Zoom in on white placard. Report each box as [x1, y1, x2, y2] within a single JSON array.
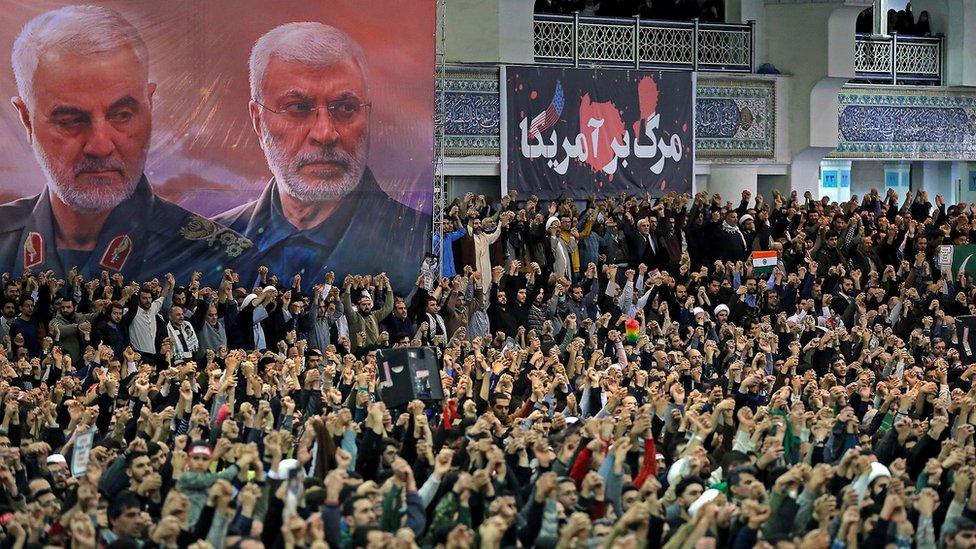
[[71, 428, 97, 478]]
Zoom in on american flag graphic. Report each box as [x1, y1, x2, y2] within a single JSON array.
[[528, 80, 565, 138]]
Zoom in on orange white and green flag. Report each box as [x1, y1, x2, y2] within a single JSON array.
[[751, 250, 778, 275]]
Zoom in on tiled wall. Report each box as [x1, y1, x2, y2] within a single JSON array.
[[832, 87, 976, 160], [437, 66, 500, 157], [695, 78, 776, 159]]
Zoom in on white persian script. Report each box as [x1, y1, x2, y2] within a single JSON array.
[[519, 113, 682, 176]]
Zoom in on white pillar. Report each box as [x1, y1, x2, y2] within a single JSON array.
[[498, 0, 535, 64], [956, 162, 976, 204], [851, 161, 885, 198], [790, 150, 823, 199], [706, 165, 759, 202], [764, 2, 864, 199], [917, 161, 956, 204], [445, 0, 534, 64]]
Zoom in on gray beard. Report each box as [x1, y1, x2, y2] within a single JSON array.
[[35, 147, 139, 212], [260, 124, 368, 203]]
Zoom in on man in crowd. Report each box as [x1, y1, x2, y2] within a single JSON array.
[[188, 282, 236, 355], [166, 306, 199, 365], [307, 281, 346, 353], [342, 272, 394, 353], [49, 296, 95, 365], [383, 297, 417, 345], [124, 274, 172, 357]]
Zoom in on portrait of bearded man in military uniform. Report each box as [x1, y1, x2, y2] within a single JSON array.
[[0, 5, 250, 285]]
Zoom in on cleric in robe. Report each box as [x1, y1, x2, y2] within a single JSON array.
[[214, 22, 429, 290], [0, 5, 251, 284]]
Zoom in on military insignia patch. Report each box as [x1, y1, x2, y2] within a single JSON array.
[[99, 234, 133, 271], [23, 232, 44, 270], [180, 215, 252, 258]]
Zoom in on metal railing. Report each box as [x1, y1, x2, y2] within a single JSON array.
[[852, 33, 943, 85], [534, 13, 754, 72]]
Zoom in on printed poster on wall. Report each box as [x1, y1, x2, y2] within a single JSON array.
[[0, 0, 434, 289], [502, 66, 694, 200]]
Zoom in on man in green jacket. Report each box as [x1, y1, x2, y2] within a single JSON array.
[[176, 442, 255, 528], [342, 273, 394, 353]]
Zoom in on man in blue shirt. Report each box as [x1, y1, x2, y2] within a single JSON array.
[[433, 218, 468, 278], [9, 296, 43, 357]]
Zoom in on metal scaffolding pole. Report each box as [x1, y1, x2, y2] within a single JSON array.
[[433, 0, 447, 277]]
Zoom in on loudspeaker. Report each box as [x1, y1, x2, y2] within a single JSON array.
[[376, 347, 444, 408]]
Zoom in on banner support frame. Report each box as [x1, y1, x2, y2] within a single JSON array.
[[433, 0, 446, 277], [499, 66, 509, 197], [633, 15, 641, 69]]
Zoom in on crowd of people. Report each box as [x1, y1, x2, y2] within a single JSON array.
[[535, 0, 725, 23], [1, 186, 976, 548]]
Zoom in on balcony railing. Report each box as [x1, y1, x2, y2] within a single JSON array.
[[534, 14, 754, 72], [852, 33, 943, 85]]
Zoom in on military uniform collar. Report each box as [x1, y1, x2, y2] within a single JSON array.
[[16, 176, 163, 277], [248, 169, 377, 252], [17, 177, 144, 272]]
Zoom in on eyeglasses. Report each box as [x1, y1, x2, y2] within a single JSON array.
[[253, 97, 371, 125]]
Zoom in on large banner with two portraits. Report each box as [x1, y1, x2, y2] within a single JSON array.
[[0, 1, 434, 289]]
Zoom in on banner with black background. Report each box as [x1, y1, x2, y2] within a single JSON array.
[[502, 66, 694, 200]]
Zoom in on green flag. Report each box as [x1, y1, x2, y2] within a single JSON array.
[[939, 245, 976, 278]]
